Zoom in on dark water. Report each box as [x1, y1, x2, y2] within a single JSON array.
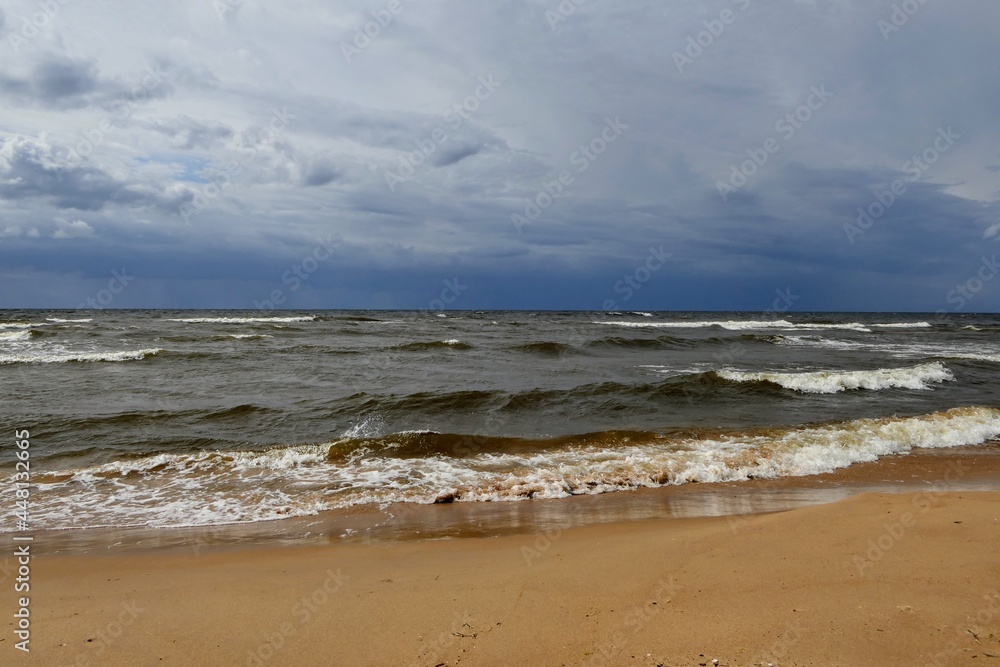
[[3, 310, 1000, 532]]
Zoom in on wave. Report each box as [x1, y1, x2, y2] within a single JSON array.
[[168, 316, 316, 324], [714, 362, 953, 394], [355, 389, 500, 414], [772, 336, 1000, 363], [740, 333, 798, 345], [326, 428, 687, 462], [159, 333, 276, 343], [345, 373, 773, 417], [196, 404, 279, 421], [595, 320, 873, 332], [339, 315, 383, 322], [871, 322, 932, 329], [640, 364, 718, 379], [394, 340, 471, 351], [46, 318, 94, 323], [499, 381, 689, 412], [945, 353, 1000, 364], [764, 334, 850, 349], [341, 373, 789, 421], [0, 330, 33, 343], [0, 348, 162, 365], [156, 334, 203, 343], [512, 341, 575, 356], [587, 335, 697, 350], [20, 407, 1000, 531], [0, 322, 46, 330]]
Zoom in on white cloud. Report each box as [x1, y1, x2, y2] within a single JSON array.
[[52, 217, 95, 239]]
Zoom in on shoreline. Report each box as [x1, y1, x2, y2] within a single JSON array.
[[5, 488, 999, 665], [26, 442, 1000, 556]]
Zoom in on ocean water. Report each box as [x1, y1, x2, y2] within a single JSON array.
[[3, 310, 1000, 533]]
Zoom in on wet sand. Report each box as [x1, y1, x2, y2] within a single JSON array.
[[4, 449, 1000, 665]]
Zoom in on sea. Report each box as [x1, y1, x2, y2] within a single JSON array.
[[3, 310, 1000, 539]]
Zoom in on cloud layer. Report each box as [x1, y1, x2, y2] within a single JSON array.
[[1, 0, 998, 311]]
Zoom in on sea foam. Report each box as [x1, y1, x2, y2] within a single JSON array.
[[168, 316, 316, 324], [0, 330, 32, 343], [18, 406, 1000, 531], [715, 362, 953, 393], [0, 348, 162, 365], [595, 320, 873, 332]]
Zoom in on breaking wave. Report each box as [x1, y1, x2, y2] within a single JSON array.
[[168, 316, 316, 324], [0, 348, 162, 365], [715, 362, 953, 394], [595, 320, 874, 332], [20, 407, 1000, 530]]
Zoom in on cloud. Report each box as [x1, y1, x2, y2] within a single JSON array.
[[302, 160, 341, 187], [143, 116, 235, 150], [52, 217, 95, 239], [0, 134, 192, 212], [0, 56, 99, 108], [433, 143, 482, 167], [0, 54, 170, 110]]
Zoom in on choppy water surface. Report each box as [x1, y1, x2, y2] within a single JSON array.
[[2, 310, 999, 532]]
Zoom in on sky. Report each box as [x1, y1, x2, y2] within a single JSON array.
[[0, 0, 998, 312]]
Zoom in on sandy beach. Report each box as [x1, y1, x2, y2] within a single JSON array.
[[5, 473, 1000, 666]]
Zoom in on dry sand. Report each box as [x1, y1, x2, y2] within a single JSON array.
[[3, 487, 999, 666]]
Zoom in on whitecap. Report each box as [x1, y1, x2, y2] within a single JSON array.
[[715, 362, 953, 394]]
